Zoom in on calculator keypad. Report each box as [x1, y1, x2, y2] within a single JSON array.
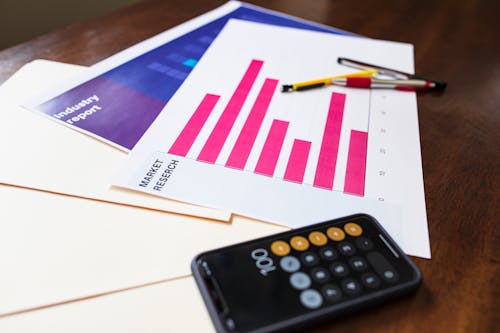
[[269, 221, 400, 310]]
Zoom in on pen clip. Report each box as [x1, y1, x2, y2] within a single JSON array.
[[338, 57, 409, 80], [337, 57, 447, 90]]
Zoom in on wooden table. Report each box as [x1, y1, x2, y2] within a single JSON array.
[[1, 0, 497, 332]]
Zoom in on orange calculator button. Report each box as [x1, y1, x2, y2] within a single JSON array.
[[308, 231, 328, 246], [271, 240, 290, 256], [290, 236, 310, 251], [344, 222, 363, 237], [326, 227, 345, 241]]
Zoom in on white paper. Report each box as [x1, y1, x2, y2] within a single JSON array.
[[0, 277, 214, 333], [0, 185, 285, 316], [0, 60, 286, 316], [113, 20, 430, 257], [0, 60, 230, 222]]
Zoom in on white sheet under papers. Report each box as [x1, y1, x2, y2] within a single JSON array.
[[113, 20, 430, 258], [0, 184, 284, 316], [0, 277, 213, 333]]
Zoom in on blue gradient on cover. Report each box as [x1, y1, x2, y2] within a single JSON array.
[[101, 4, 351, 103]]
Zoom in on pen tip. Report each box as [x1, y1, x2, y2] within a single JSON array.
[[281, 84, 293, 92]]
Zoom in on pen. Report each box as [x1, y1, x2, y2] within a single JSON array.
[[337, 57, 447, 90], [331, 77, 435, 91], [281, 69, 377, 92]]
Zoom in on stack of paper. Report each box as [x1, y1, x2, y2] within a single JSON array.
[[110, 19, 429, 258], [0, 60, 286, 319], [0, 1, 430, 331], [0, 60, 230, 222]]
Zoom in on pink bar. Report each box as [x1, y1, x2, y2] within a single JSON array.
[[254, 120, 289, 176], [225, 78, 279, 169], [344, 130, 368, 196], [197, 59, 264, 163], [284, 139, 311, 183], [168, 93, 219, 156], [313, 92, 346, 189]]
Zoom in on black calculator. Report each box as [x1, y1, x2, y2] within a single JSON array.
[[192, 214, 422, 332]]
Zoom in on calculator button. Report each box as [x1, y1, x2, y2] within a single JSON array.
[[361, 272, 381, 289], [366, 252, 399, 283], [341, 278, 362, 295], [344, 222, 363, 237], [355, 237, 374, 251], [348, 257, 368, 272], [338, 242, 356, 256], [300, 289, 323, 309], [271, 240, 290, 256], [319, 247, 338, 261], [311, 267, 330, 283], [301, 252, 319, 266], [308, 231, 328, 246], [330, 262, 349, 278], [326, 227, 345, 241], [322, 284, 342, 302], [290, 272, 311, 290], [280, 256, 301, 273], [290, 236, 310, 251], [382, 269, 398, 283]]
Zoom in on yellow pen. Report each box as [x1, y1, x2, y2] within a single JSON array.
[[281, 69, 377, 92]]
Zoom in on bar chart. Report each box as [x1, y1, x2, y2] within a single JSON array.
[[167, 59, 368, 196], [113, 20, 430, 257]]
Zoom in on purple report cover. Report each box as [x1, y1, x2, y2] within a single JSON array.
[[29, 1, 353, 150]]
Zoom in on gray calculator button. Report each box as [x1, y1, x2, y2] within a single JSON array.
[[280, 256, 301, 273], [330, 262, 349, 277], [355, 237, 374, 251], [319, 246, 337, 261], [300, 289, 323, 309], [383, 270, 397, 281], [341, 278, 362, 295], [361, 272, 381, 289], [322, 284, 342, 302], [311, 267, 330, 283], [338, 242, 356, 256], [290, 272, 311, 290], [349, 257, 368, 272], [301, 252, 319, 266]]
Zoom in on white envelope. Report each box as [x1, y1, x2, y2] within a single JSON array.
[[0, 60, 230, 222]]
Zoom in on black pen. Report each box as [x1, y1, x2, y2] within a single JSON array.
[[337, 57, 447, 91]]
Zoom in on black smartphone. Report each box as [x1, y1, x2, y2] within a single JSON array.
[[191, 214, 422, 332]]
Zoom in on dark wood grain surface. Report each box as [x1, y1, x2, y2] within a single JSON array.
[[1, 0, 498, 332]]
